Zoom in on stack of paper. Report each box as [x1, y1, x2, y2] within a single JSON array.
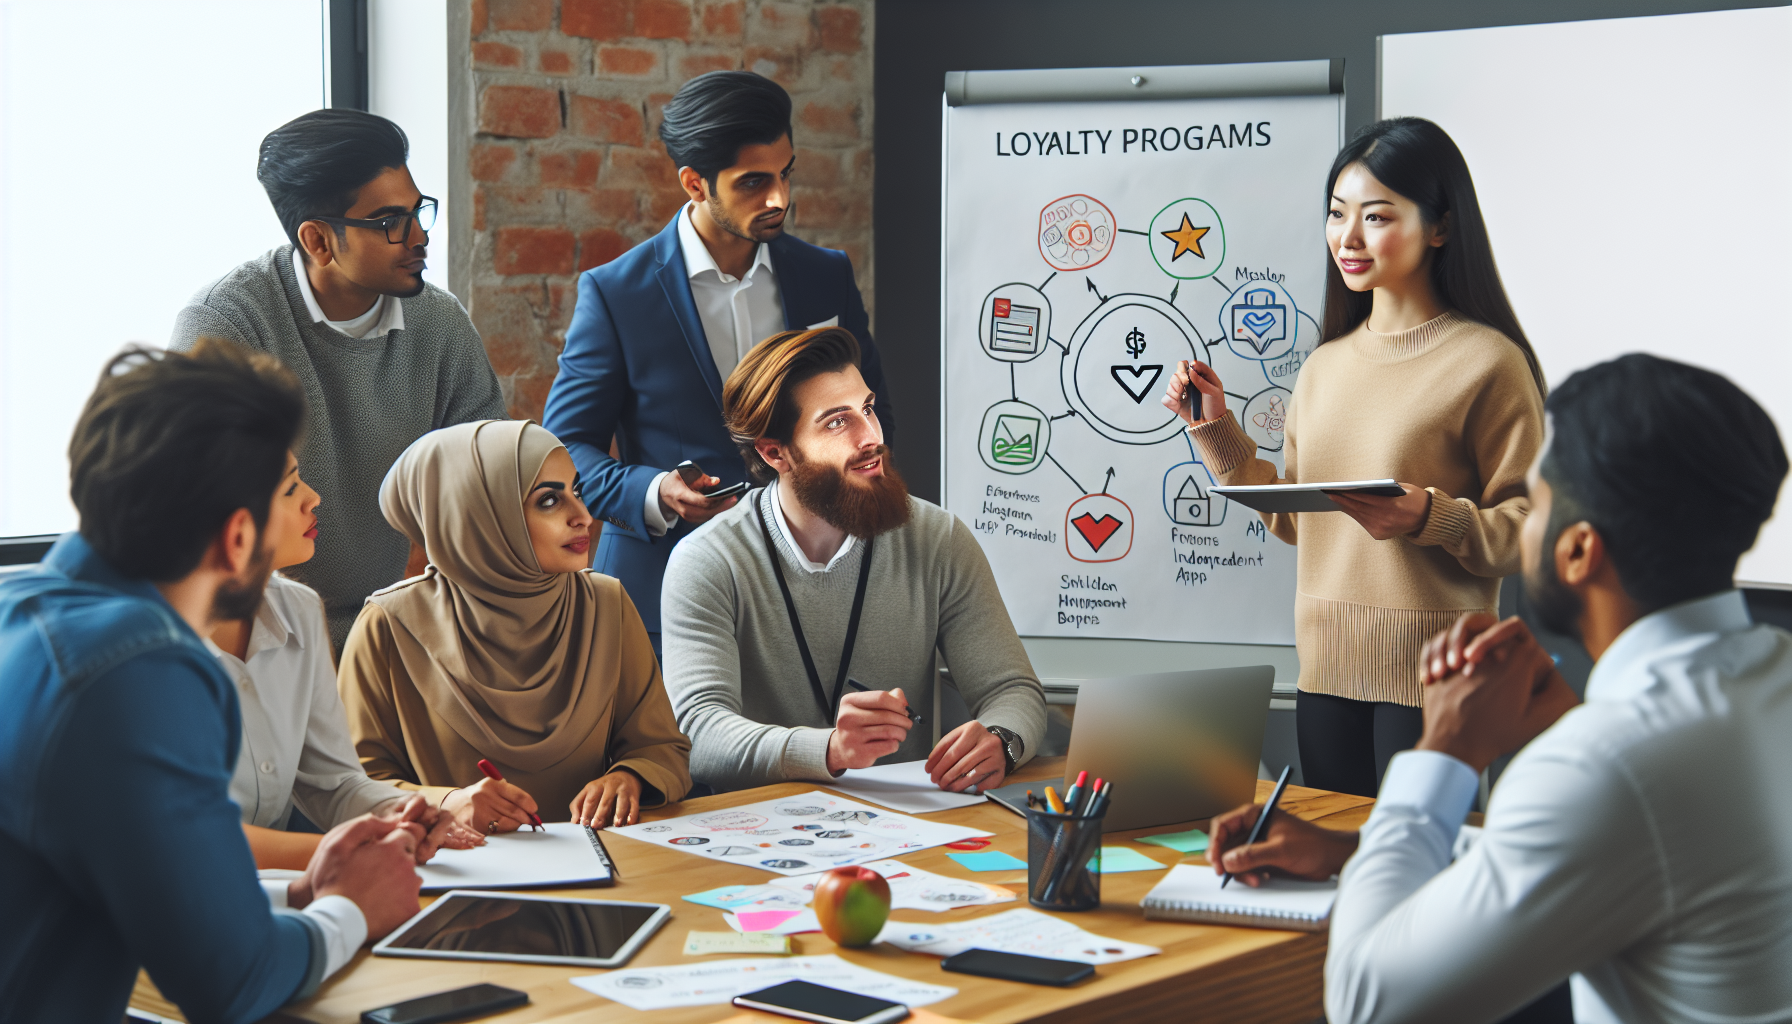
[[823, 760, 988, 813], [878, 908, 1159, 965], [573, 954, 958, 1011]]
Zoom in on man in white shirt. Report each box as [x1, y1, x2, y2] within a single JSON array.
[[543, 71, 896, 654], [1208, 353, 1792, 1024]]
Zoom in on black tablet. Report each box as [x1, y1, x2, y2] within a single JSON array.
[[371, 891, 669, 968]]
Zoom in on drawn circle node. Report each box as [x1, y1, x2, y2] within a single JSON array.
[[1162, 461, 1227, 527], [1038, 194, 1116, 272], [1062, 294, 1206, 444], [978, 400, 1050, 475], [1066, 492, 1133, 563], [1148, 198, 1227, 280], [1219, 279, 1300, 362], [977, 283, 1052, 363], [1243, 387, 1293, 452]]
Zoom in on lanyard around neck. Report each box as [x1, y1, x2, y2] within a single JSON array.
[[758, 488, 875, 721]]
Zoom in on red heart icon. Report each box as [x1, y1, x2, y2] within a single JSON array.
[[1071, 512, 1124, 552]]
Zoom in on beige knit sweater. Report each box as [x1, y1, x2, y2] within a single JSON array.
[[1190, 312, 1544, 705]]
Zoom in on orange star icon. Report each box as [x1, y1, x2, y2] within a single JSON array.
[[1159, 213, 1211, 261]]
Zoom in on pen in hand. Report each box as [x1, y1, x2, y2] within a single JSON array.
[[1221, 764, 1291, 889], [477, 758, 543, 831], [845, 678, 925, 724]]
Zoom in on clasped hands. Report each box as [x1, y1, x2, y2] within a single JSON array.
[[1209, 613, 1581, 887], [827, 687, 1008, 793]]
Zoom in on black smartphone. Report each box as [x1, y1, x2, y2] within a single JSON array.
[[360, 983, 529, 1024], [675, 460, 747, 503], [675, 459, 706, 486], [940, 948, 1094, 987], [732, 980, 910, 1024]]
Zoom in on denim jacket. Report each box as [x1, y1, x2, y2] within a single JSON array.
[[0, 534, 324, 1023]]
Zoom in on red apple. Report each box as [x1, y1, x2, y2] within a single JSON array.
[[813, 865, 891, 947]]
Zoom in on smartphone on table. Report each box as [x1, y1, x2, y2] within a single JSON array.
[[360, 983, 528, 1024], [940, 948, 1094, 986], [732, 980, 910, 1024], [674, 459, 748, 502]]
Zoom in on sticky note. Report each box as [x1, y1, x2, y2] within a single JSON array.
[[733, 909, 804, 932], [947, 850, 1028, 872], [683, 930, 791, 955], [1136, 828, 1210, 854], [1091, 846, 1166, 873], [682, 885, 756, 909]]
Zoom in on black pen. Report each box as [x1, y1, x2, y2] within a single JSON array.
[[845, 678, 925, 724], [1221, 764, 1291, 889]]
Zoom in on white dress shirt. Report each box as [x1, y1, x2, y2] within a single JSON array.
[[290, 249, 405, 338], [209, 574, 407, 830], [260, 877, 367, 981], [1326, 590, 1792, 1024], [768, 477, 856, 572], [641, 204, 788, 536]]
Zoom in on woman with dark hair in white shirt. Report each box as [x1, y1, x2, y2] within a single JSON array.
[[208, 451, 480, 868]]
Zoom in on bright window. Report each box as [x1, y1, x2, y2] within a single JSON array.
[[0, 0, 325, 537]]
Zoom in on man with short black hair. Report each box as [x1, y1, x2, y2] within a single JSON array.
[[544, 71, 895, 652], [173, 109, 505, 648], [1206, 354, 1792, 1023], [661, 328, 1041, 793], [0, 340, 445, 1023]]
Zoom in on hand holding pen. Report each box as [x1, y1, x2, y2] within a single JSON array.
[[440, 759, 542, 835]]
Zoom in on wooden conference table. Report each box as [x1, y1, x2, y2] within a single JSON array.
[[130, 758, 1373, 1024]]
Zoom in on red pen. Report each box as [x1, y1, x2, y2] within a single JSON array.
[[476, 758, 543, 831]]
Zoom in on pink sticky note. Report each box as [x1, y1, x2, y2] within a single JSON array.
[[734, 909, 803, 932]]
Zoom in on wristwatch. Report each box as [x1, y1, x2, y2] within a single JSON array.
[[986, 725, 1024, 776]]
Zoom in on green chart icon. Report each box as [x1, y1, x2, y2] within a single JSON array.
[[978, 400, 1051, 475]]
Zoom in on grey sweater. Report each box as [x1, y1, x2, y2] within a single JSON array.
[[171, 247, 505, 648], [662, 482, 1048, 791]]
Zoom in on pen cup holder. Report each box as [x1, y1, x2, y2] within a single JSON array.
[[1026, 807, 1106, 912]]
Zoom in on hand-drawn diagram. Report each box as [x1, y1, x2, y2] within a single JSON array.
[[945, 93, 1337, 644], [969, 194, 1316, 568], [608, 792, 992, 877], [1038, 194, 1116, 270]]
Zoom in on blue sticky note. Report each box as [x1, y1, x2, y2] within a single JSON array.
[[682, 885, 756, 909], [1136, 828, 1210, 854], [947, 850, 1028, 872], [1091, 846, 1167, 873]]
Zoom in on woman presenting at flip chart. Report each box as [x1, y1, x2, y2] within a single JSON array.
[[1163, 118, 1545, 797]]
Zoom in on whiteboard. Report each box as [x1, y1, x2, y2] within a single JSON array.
[[1381, 8, 1792, 587], [942, 92, 1342, 644]]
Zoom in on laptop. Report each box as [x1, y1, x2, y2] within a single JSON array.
[[987, 666, 1274, 832]]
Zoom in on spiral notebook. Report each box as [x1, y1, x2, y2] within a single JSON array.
[[1139, 864, 1335, 932], [415, 823, 616, 892]]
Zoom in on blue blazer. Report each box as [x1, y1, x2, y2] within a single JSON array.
[[543, 215, 895, 635]]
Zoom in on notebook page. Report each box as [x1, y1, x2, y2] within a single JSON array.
[[417, 823, 611, 891], [1142, 863, 1336, 920]]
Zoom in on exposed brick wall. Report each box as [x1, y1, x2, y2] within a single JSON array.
[[464, 0, 875, 420]]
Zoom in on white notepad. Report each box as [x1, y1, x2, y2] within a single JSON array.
[[823, 759, 988, 814], [416, 823, 615, 892], [1139, 863, 1336, 932]]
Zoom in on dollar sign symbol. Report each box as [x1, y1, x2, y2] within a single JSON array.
[[1125, 327, 1147, 359]]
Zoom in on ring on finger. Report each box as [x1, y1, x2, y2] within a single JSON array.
[[487, 819, 498, 834]]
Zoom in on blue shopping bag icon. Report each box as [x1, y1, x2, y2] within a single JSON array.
[[1230, 289, 1287, 354]]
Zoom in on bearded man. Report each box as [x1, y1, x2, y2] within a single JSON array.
[[661, 327, 1045, 793]]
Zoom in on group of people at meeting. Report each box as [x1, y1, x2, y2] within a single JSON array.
[[0, 63, 1785, 1024]]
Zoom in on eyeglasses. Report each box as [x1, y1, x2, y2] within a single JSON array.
[[313, 197, 438, 244]]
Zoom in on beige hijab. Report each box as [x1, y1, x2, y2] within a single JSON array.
[[371, 419, 621, 774]]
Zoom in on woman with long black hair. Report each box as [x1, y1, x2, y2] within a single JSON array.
[[1164, 117, 1546, 798]]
